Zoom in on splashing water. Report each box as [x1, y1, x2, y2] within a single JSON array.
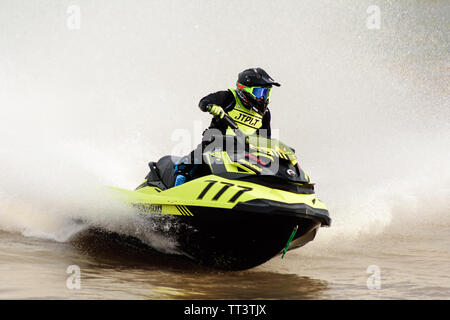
[[0, 0, 448, 299]]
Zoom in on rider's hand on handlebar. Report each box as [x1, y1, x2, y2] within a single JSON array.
[[208, 104, 226, 119]]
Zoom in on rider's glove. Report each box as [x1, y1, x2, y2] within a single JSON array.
[[208, 104, 226, 119]]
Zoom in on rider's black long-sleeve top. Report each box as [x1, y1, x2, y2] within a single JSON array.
[[198, 90, 271, 138]]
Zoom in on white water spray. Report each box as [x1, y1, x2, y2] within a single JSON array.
[[0, 1, 448, 252]]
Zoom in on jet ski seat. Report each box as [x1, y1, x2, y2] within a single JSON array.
[[145, 155, 181, 190]]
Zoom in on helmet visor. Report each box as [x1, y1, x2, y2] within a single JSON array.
[[251, 87, 271, 100]]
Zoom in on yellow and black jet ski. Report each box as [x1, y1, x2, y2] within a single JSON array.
[[108, 117, 330, 270]]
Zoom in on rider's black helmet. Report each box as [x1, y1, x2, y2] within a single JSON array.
[[236, 68, 280, 115]]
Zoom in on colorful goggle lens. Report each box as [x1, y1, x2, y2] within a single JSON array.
[[251, 87, 271, 100]]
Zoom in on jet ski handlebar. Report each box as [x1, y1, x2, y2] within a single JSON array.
[[222, 114, 246, 140], [206, 105, 239, 130], [207, 105, 246, 139], [223, 114, 239, 130]]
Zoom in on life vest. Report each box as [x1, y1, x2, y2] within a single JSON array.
[[226, 88, 264, 136]]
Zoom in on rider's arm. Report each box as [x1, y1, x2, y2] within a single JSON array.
[[257, 109, 271, 138], [198, 90, 235, 112]]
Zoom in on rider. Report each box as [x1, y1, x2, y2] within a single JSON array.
[[174, 67, 281, 186]]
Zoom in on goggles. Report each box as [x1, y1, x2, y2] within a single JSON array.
[[237, 83, 272, 101], [251, 87, 271, 100]]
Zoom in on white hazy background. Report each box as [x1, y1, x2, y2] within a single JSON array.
[[0, 0, 449, 247]]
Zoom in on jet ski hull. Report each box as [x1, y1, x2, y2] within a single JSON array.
[[175, 209, 320, 270], [134, 201, 328, 270]]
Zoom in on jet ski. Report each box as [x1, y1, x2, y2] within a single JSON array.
[[108, 115, 331, 270]]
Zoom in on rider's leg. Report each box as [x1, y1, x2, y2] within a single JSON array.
[[173, 143, 203, 186], [174, 156, 191, 186]]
